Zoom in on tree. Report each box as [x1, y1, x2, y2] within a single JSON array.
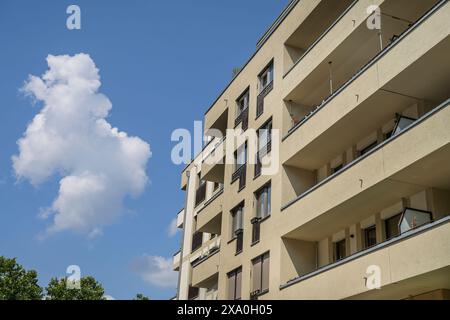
[[45, 276, 105, 300], [0, 256, 43, 300], [134, 293, 150, 300]]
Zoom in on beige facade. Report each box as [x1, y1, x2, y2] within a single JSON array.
[[173, 0, 450, 300]]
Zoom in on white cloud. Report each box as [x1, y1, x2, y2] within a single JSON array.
[[167, 218, 178, 237], [12, 53, 151, 237], [131, 255, 177, 288]]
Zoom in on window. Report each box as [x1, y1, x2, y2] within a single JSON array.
[[234, 143, 247, 172], [236, 90, 249, 119], [251, 252, 270, 299], [258, 62, 273, 93], [195, 174, 206, 206], [255, 183, 271, 220], [227, 267, 242, 300], [257, 62, 274, 118], [188, 286, 199, 300], [359, 141, 377, 156], [334, 239, 346, 262], [392, 115, 416, 136], [331, 163, 343, 174], [230, 203, 244, 239], [385, 213, 402, 240], [191, 231, 203, 252], [255, 120, 272, 177], [363, 225, 377, 249], [384, 130, 393, 140]]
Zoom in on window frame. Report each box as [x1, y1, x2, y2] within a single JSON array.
[[227, 267, 242, 300], [334, 239, 346, 262]]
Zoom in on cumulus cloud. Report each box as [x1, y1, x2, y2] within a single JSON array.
[[167, 218, 178, 237], [131, 255, 177, 288], [12, 53, 151, 237]]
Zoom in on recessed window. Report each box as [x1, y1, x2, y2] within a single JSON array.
[[385, 213, 402, 240], [236, 89, 249, 120], [363, 225, 377, 249], [230, 203, 244, 240], [251, 252, 270, 299], [227, 267, 242, 300], [255, 183, 271, 220], [234, 143, 247, 172], [331, 163, 343, 174], [258, 61, 273, 93], [188, 286, 199, 300], [334, 239, 346, 262], [359, 141, 377, 156]]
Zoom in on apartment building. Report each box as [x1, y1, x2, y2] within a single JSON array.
[[172, 0, 450, 300]]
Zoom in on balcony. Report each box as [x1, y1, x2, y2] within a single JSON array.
[[196, 187, 223, 234], [173, 250, 181, 272], [282, 0, 450, 166], [283, 0, 444, 135], [280, 99, 450, 240], [279, 216, 450, 300], [283, 0, 355, 74], [191, 236, 221, 288], [201, 137, 226, 184]]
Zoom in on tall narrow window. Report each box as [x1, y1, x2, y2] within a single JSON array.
[[251, 252, 270, 299], [227, 267, 242, 300], [363, 225, 377, 249], [230, 203, 244, 240], [385, 213, 402, 240], [334, 239, 346, 262], [236, 90, 249, 118], [359, 141, 377, 156], [235, 143, 247, 171], [257, 61, 274, 118], [255, 183, 271, 220], [258, 62, 273, 93], [235, 89, 249, 129]]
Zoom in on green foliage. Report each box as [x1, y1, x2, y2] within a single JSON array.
[[134, 293, 150, 300], [0, 256, 43, 300], [45, 276, 105, 300]]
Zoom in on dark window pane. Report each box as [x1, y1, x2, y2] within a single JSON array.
[[385, 213, 402, 240], [334, 239, 346, 261], [364, 225, 377, 248]]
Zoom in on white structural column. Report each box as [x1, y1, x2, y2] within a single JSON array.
[[177, 166, 198, 300]]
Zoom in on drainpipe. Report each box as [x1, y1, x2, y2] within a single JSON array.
[[176, 170, 190, 300]]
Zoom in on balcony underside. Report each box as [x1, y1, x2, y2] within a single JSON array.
[[284, 35, 450, 169], [348, 266, 450, 300], [280, 219, 450, 299], [282, 103, 450, 241], [191, 252, 220, 288], [284, 0, 441, 106]]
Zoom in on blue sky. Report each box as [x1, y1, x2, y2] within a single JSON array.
[[0, 0, 289, 299]]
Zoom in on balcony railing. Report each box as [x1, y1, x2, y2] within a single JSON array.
[[232, 164, 247, 190]]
